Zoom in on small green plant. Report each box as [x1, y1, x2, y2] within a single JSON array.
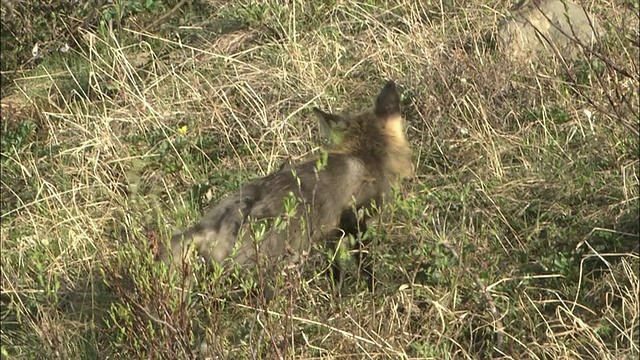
[[1, 120, 36, 156], [223, 1, 288, 29]]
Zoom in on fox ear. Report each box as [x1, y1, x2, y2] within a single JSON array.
[[313, 107, 347, 144], [374, 81, 400, 117]]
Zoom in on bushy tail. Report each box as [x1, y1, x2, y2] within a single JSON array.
[[158, 183, 262, 269]]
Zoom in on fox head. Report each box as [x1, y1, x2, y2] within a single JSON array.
[[313, 81, 403, 146], [312, 81, 413, 178]]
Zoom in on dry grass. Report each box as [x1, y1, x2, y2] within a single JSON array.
[[1, 0, 638, 359]]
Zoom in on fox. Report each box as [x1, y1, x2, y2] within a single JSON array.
[[158, 80, 413, 293]]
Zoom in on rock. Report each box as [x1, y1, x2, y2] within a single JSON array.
[[497, 0, 601, 62]]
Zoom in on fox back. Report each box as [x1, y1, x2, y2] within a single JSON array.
[[159, 81, 413, 283]]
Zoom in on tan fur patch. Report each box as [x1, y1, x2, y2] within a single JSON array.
[[384, 114, 405, 140], [382, 114, 413, 179]]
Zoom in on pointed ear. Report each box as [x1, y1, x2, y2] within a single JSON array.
[[313, 107, 347, 144], [374, 81, 400, 117]]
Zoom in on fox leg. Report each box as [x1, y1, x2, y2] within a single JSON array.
[[328, 208, 375, 294]]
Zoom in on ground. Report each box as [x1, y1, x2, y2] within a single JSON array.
[[1, 1, 638, 359]]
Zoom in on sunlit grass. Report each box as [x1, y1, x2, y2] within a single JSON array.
[[1, 0, 638, 358]]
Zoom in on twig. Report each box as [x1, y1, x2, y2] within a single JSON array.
[[130, 297, 179, 334], [441, 242, 505, 353], [144, 0, 189, 32]]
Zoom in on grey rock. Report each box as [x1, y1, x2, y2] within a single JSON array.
[[497, 0, 601, 61]]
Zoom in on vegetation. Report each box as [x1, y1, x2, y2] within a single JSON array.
[[1, 0, 638, 358]]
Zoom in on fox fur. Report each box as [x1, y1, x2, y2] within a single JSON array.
[[158, 81, 413, 290]]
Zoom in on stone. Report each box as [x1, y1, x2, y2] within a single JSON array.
[[497, 0, 601, 62]]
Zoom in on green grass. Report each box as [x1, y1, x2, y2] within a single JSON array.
[[2, 0, 639, 358]]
